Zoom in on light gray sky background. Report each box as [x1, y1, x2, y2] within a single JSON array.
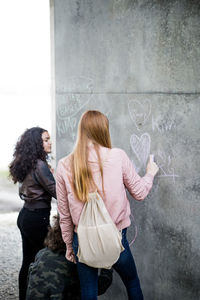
[[0, 0, 51, 169]]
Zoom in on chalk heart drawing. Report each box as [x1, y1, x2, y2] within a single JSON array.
[[128, 99, 151, 131], [130, 133, 151, 170]]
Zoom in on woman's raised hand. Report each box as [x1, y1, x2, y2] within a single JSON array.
[[146, 154, 159, 177]]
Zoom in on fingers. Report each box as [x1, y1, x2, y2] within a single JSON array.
[[66, 251, 77, 264], [70, 255, 77, 264], [146, 154, 159, 176], [67, 254, 74, 262]]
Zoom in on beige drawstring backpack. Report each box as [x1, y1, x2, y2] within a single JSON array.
[[77, 191, 124, 269]]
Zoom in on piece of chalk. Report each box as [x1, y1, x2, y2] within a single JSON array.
[[150, 154, 154, 161]]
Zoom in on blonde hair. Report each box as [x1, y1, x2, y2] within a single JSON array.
[[71, 110, 112, 202]]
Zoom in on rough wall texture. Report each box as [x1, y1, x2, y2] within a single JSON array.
[[52, 1, 200, 299]]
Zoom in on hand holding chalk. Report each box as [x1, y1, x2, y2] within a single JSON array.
[[146, 154, 159, 176]]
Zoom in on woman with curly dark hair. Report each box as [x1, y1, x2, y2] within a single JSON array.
[[9, 126, 56, 300]]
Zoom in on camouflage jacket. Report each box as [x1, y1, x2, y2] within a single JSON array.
[[26, 247, 113, 300], [26, 247, 80, 300]]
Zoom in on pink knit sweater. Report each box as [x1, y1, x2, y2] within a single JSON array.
[[56, 145, 154, 249]]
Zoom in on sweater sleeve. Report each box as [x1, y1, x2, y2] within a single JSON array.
[[121, 150, 154, 201], [56, 161, 74, 249]]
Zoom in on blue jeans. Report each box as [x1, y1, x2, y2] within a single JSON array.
[[73, 228, 144, 300]]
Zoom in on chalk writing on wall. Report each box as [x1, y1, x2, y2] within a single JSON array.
[[152, 116, 177, 133], [57, 94, 91, 120], [155, 149, 179, 183], [57, 77, 94, 139], [57, 95, 92, 139], [128, 99, 178, 182], [57, 116, 77, 140]]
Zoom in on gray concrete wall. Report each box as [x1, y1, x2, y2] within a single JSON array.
[[52, 1, 200, 299]]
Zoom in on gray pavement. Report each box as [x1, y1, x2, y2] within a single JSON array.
[[0, 177, 57, 300], [0, 178, 20, 299], [0, 212, 21, 300], [0, 208, 58, 300]]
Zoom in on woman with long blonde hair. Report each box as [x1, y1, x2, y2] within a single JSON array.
[[56, 110, 159, 300]]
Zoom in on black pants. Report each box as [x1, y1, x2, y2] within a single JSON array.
[[17, 207, 50, 300]]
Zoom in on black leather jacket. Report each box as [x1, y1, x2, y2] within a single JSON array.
[[19, 159, 56, 209]]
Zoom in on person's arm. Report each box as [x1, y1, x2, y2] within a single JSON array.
[[122, 150, 158, 201], [56, 161, 76, 263], [34, 160, 56, 199]]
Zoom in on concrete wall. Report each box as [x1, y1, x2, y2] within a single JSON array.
[[52, 1, 200, 299]]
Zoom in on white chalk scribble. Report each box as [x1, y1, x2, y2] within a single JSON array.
[[156, 149, 179, 183], [57, 77, 94, 139], [152, 115, 176, 133]]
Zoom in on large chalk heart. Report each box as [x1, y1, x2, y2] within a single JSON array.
[[130, 133, 151, 168], [128, 99, 151, 131]]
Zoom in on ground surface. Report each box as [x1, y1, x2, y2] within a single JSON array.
[[0, 176, 57, 300]]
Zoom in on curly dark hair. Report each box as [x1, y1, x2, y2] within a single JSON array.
[[9, 127, 47, 183], [44, 214, 66, 253]]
